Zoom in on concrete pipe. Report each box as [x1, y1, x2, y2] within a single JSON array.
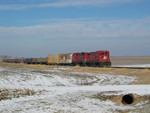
[[122, 94, 134, 104]]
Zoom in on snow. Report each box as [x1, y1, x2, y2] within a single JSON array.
[[0, 67, 150, 113], [70, 72, 136, 85], [0, 68, 136, 90], [0, 68, 5, 71]]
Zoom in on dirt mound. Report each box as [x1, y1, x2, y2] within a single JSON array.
[[95, 91, 150, 106]]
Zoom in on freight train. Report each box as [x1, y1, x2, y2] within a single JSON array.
[[2, 50, 111, 67]]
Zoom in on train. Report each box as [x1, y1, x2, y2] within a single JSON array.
[[2, 50, 111, 67]]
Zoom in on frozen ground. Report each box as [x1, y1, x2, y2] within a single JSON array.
[[0, 67, 150, 113]]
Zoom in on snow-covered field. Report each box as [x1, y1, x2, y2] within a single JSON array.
[[113, 64, 150, 68], [0, 67, 150, 113]]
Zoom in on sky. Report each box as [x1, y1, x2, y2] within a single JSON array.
[[0, 0, 150, 57]]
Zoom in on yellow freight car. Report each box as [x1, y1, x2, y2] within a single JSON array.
[[57, 54, 61, 64], [57, 53, 73, 65]]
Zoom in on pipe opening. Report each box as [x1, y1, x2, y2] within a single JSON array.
[[122, 94, 134, 104]]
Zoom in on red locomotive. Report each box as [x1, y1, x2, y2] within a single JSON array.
[[72, 50, 111, 67], [72, 52, 88, 66]]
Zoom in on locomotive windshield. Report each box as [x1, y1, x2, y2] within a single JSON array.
[[102, 53, 109, 55]]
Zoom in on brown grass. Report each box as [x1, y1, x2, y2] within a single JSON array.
[[0, 61, 59, 70], [0, 88, 38, 101], [0, 88, 47, 101]]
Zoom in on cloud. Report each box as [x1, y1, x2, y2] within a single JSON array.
[[0, 17, 150, 41], [0, 0, 141, 10], [0, 17, 150, 57]]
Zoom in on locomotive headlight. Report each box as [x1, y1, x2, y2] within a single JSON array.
[[104, 56, 107, 59]]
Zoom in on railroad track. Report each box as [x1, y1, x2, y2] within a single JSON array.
[[110, 66, 150, 70]]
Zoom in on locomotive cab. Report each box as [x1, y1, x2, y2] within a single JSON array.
[[98, 51, 111, 67]]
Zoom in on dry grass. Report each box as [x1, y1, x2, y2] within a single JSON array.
[[0, 88, 37, 101], [0, 88, 46, 101], [0, 60, 59, 70]]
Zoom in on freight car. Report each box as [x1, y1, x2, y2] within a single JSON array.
[[47, 55, 56, 65], [2, 50, 111, 67], [32, 58, 38, 64], [2, 59, 9, 62], [57, 53, 73, 65], [24, 58, 32, 64]]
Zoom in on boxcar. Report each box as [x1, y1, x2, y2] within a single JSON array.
[[18, 58, 24, 63], [47, 55, 56, 65]]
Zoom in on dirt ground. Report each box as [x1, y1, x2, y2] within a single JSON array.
[[0, 57, 150, 85]]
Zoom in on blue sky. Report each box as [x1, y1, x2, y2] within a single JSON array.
[[0, 0, 150, 57]]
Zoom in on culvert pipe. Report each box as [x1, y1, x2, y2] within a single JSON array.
[[122, 94, 134, 104]]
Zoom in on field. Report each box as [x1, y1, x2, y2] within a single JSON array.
[[111, 56, 150, 65], [0, 57, 150, 113]]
